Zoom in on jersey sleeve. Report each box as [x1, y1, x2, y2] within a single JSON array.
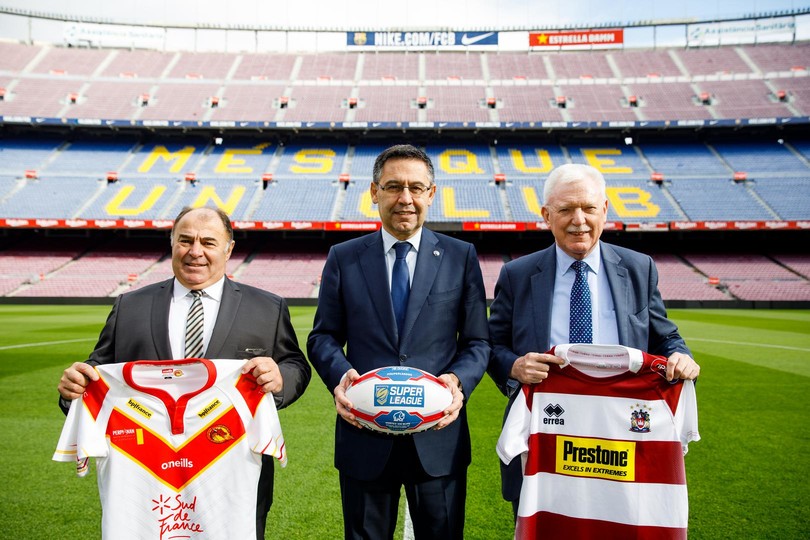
[[248, 394, 287, 467], [52, 395, 109, 476], [496, 385, 532, 466], [674, 379, 700, 454]]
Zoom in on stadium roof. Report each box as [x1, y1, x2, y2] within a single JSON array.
[[0, 0, 809, 31]]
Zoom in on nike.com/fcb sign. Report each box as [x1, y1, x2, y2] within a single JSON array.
[[347, 31, 498, 48]]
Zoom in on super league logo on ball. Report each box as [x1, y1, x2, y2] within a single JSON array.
[[375, 386, 389, 406]]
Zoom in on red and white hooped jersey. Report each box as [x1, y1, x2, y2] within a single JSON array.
[[53, 358, 286, 540], [497, 344, 700, 540]]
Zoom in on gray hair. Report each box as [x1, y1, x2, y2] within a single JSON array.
[[543, 163, 607, 202], [170, 206, 234, 244]]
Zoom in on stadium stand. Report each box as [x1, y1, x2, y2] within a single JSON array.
[[674, 47, 752, 76], [281, 86, 356, 123], [353, 86, 421, 123], [651, 254, 730, 301], [0, 33, 808, 303], [0, 42, 807, 124], [11, 243, 163, 297], [237, 251, 327, 298], [611, 49, 683, 78], [624, 82, 713, 121], [546, 51, 615, 80], [209, 84, 287, 123], [0, 136, 807, 225], [360, 52, 420, 80], [424, 86, 491, 123], [99, 49, 176, 78], [487, 52, 552, 80]]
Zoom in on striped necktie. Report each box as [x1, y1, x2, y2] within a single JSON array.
[[184, 290, 205, 358], [569, 260, 592, 344]]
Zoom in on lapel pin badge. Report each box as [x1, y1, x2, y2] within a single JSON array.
[[433, 250, 440, 257]]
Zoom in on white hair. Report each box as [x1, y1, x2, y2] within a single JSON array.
[[543, 163, 607, 202]]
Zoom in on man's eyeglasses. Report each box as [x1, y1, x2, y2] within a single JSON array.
[[377, 183, 433, 196]]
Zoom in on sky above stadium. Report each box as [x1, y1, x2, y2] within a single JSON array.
[[4, 0, 810, 28]]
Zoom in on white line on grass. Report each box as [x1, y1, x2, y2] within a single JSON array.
[[687, 337, 810, 353], [403, 499, 414, 540], [0, 338, 96, 351]]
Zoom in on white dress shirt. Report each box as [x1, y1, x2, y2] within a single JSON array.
[[381, 228, 421, 290], [549, 244, 620, 349], [168, 276, 226, 359]]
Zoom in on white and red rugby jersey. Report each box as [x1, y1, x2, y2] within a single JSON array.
[[497, 344, 699, 540], [53, 358, 286, 540]]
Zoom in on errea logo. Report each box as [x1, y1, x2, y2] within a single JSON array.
[[544, 403, 565, 425]]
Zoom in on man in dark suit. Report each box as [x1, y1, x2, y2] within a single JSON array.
[[307, 144, 490, 540], [57, 206, 311, 540], [487, 163, 700, 515]]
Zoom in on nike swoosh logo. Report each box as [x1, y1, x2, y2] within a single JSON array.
[[460, 32, 495, 46]]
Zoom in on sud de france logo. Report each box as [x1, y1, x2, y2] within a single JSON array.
[[629, 403, 651, 433]]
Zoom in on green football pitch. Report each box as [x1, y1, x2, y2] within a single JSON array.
[[1, 305, 807, 539]]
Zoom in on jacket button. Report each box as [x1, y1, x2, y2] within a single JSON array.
[[399, 354, 407, 363]]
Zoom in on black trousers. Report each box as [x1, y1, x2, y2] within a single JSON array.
[[339, 436, 466, 540], [256, 456, 274, 540]]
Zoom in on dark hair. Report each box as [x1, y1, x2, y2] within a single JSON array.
[[372, 144, 435, 185], [171, 206, 234, 243]]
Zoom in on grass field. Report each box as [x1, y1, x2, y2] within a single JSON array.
[[1, 305, 808, 539]]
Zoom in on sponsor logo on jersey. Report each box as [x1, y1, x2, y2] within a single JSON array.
[[127, 398, 153, 419], [197, 398, 222, 419], [110, 426, 143, 445], [161, 458, 194, 469], [543, 403, 565, 425], [206, 424, 234, 443], [152, 493, 204, 538], [630, 404, 652, 433], [556, 435, 636, 481], [374, 384, 425, 407], [161, 368, 185, 379]]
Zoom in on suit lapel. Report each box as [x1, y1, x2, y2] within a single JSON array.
[[601, 242, 630, 345], [206, 277, 240, 358], [530, 246, 556, 350], [358, 232, 398, 341], [152, 279, 174, 359], [401, 229, 441, 344]]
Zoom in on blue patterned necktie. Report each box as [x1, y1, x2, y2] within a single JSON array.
[[569, 260, 592, 344], [391, 242, 411, 338], [184, 290, 205, 358]]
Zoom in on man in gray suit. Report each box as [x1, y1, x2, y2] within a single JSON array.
[[488, 163, 700, 515], [57, 206, 310, 539]]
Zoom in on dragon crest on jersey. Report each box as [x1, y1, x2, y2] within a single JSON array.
[[206, 424, 234, 444]]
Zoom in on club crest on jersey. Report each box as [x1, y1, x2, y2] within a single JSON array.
[[206, 424, 234, 443], [629, 404, 651, 433]]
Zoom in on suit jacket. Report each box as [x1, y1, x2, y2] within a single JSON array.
[[487, 241, 690, 501], [307, 228, 491, 481], [60, 277, 310, 413]]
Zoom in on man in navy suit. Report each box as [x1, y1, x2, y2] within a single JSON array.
[[307, 144, 490, 540], [487, 163, 701, 515]]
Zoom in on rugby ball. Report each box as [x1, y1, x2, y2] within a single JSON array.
[[346, 366, 453, 434]]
